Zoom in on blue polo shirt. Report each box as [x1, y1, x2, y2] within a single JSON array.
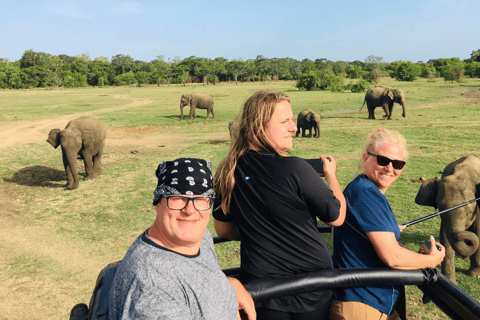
[[332, 174, 401, 315]]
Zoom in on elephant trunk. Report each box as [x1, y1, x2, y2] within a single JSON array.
[[447, 230, 479, 258], [401, 100, 406, 118]]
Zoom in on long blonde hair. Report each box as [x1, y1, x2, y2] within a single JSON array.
[[357, 128, 409, 175], [214, 91, 290, 214]]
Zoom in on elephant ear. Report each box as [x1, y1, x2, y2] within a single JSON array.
[[82, 129, 95, 149], [386, 90, 395, 100], [415, 177, 440, 209], [47, 129, 62, 149], [306, 112, 313, 121]]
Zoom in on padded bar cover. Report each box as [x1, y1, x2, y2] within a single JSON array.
[[242, 268, 430, 302]]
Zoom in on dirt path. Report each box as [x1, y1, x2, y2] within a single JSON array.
[[0, 95, 152, 150]]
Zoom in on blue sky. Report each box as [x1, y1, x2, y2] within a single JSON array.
[[1, 0, 479, 63]]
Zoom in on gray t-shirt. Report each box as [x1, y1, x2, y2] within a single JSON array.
[[109, 229, 238, 320]]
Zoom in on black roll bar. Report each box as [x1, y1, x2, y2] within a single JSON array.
[[214, 227, 480, 320]]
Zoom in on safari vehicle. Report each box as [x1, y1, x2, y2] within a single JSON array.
[[70, 227, 480, 320]]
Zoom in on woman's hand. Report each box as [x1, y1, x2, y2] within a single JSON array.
[[319, 155, 337, 178]]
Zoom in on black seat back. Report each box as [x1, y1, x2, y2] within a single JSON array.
[[70, 261, 121, 320]]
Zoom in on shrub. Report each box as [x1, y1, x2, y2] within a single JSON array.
[[296, 71, 320, 91], [391, 61, 421, 81], [97, 77, 106, 87], [328, 75, 345, 92], [419, 63, 436, 78], [135, 71, 149, 85], [317, 69, 336, 90], [440, 63, 465, 82], [465, 61, 480, 78], [349, 79, 370, 93], [62, 71, 88, 88], [345, 65, 363, 79], [114, 72, 136, 86]]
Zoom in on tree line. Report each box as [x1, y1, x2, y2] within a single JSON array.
[[0, 50, 479, 90]]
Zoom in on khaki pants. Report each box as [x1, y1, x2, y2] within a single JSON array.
[[329, 300, 402, 320]]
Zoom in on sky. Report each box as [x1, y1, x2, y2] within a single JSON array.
[[1, 0, 479, 63]]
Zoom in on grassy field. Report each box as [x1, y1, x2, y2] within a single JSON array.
[[1, 78, 479, 320]]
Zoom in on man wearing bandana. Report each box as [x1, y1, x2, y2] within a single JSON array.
[[109, 158, 256, 320]]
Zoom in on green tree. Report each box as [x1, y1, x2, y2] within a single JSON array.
[[466, 50, 480, 63], [345, 65, 363, 79], [418, 63, 436, 79], [391, 61, 421, 81], [226, 58, 246, 84], [111, 54, 134, 75], [150, 57, 171, 85], [300, 59, 316, 74], [328, 75, 345, 92], [364, 55, 383, 71], [439, 60, 465, 82], [87, 57, 113, 86], [114, 71, 136, 85], [465, 61, 480, 78], [19, 49, 52, 68], [255, 55, 271, 81], [296, 71, 320, 91]]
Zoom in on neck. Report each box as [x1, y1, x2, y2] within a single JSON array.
[[147, 223, 201, 256]]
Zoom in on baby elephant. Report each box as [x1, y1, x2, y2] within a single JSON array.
[[296, 109, 322, 138], [47, 116, 107, 190], [415, 154, 480, 283], [179, 93, 215, 120]]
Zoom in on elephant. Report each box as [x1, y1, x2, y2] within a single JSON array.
[[179, 93, 215, 120], [361, 86, 406, 120], [295, 109, 322, 138], [47, 116, 107, 190], [415, 154, 480, 283]]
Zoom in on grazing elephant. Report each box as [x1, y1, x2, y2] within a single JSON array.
[[179, 93, 215, 120], [295, 109, 322, 138], [361, 86, 406, 120], [415, 154, 480, 283], [47, 116, 107, 190]]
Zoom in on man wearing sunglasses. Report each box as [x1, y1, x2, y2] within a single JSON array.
[[330, 129, 445, 320], [109, 158, 256, 320]]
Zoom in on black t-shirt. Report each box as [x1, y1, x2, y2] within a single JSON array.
[[213, 150, 341, 312]]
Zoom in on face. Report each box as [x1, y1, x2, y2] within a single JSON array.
[[266, 100, 297, 150], [154, 195, 210, 253], [363, 142, 405, 194]]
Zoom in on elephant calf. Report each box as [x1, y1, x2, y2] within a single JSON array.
[[415, 154, 480, 283], [296, 109, 322, 138], [47, 116, 107, 190], [362, 86, 406, 120], [179, 93, 215, 120]]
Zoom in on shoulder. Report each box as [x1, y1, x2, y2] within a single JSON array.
[[345, 175, 386, 204]]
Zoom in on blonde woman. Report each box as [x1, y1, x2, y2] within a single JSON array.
[[330, 129, 445, 320], [213, 91, 346, 320]]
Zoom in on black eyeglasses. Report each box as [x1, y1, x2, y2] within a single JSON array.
[[163, 195, 215, 211], [368, 152, 406, 170]]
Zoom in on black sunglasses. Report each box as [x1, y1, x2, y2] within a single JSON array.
[[368, 152, 406, 170]]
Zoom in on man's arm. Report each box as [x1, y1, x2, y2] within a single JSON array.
[[227, 277, 256, 320]]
